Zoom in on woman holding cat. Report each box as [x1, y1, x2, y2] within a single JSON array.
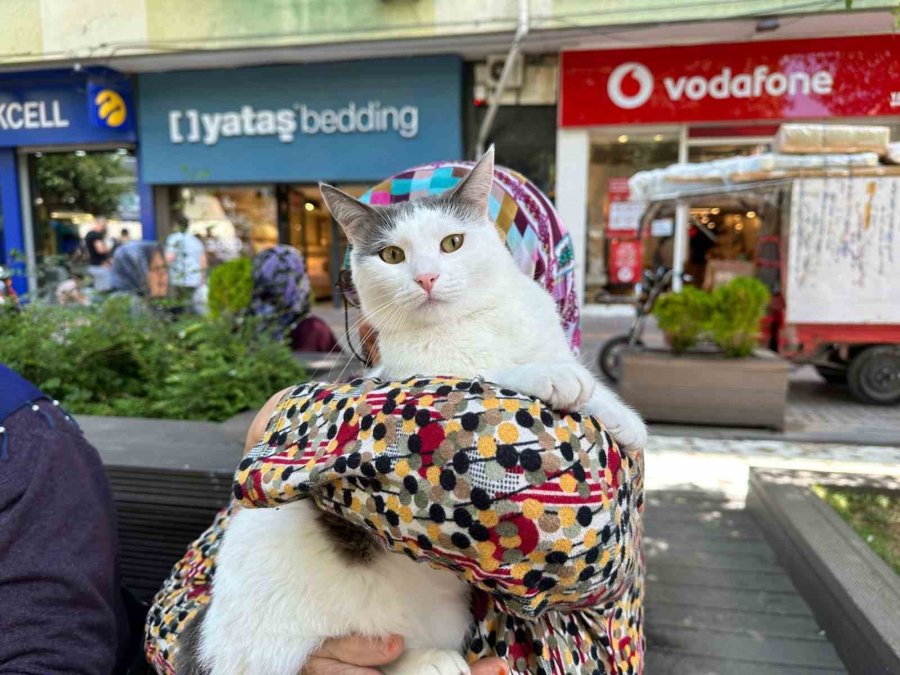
[[145, 154, 644, 675]]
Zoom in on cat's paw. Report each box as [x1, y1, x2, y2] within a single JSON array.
[[383, 648, 471, 675], [587, 394, 647, 453], [491, 362, 595, 412]]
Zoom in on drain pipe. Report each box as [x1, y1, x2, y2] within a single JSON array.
[[475, 0, 529, 158]]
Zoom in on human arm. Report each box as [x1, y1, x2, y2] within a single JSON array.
[[237, 377, 644, 620], [0, 397, 128, 673], [240, 392, 508, 675]]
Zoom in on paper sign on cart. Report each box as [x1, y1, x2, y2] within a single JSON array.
[[786, 177, 900, 325]]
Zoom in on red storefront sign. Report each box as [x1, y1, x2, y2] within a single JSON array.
[[609, 238, 642, 285], [607, 177, 630, 202], [561, 34, 900, 127]]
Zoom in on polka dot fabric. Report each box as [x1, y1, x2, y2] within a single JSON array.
[[145, 378, 645, 674]]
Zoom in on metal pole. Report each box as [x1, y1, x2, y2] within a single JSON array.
[[672, 199, 689, 293], [672, 125, 690, 293], [475, 0, 529, 158], [17, 151, 38, 296]]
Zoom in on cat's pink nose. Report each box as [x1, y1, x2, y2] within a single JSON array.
[[415, 273, 439, 293]]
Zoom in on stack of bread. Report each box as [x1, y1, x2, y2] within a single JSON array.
[[630, 123, 900, 201]]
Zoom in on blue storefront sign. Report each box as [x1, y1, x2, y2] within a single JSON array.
[[137, 56, 463, 184], [0, 68, 136, 147], [0, 68, 139, 292]]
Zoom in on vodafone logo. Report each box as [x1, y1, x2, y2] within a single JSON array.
[[606, 60, 835, 110], [607, 62, 654, 109]]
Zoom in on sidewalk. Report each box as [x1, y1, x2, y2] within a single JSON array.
[[312, 301, 900, 446], [86, 409, 889, 674]]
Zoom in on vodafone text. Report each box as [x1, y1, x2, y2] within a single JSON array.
[[608, 62, 834, 109]]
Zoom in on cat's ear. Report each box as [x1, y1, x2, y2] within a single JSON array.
[[319, 184, 377, 245], [449, 145, 495, 217]]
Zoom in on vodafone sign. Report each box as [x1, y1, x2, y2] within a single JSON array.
[[561, 34, 899, 126]]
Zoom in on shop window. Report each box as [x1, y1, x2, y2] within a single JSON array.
[[174, 185, 276, 266], [28, 149, 138, 292], [586, 130, 679, 300], [172, 183, 365, 302], [286, 185, 366, 302]]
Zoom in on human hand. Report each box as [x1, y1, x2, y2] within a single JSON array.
[[301, 634, 508, 674]]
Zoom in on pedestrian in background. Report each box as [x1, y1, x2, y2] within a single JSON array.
[[165, 216, 206, 312], [84, 216, 112, 292], [249, 223, 338, 352], [109, 241, 171, 314]]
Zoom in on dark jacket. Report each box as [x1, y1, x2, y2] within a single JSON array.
[[0, 365, 129, 674]]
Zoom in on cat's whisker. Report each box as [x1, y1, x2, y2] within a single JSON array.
[[324, 298, 400, 382]]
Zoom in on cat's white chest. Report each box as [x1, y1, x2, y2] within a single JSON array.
[[380, 319, 524, 378]]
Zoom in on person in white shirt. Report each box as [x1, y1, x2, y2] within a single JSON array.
[[165, 217, 207, 311]]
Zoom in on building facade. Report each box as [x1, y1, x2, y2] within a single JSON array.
[[0, 68, 144, 294], [0, 0, 896, 299], [556, 33, 900, 303], [137, 56, 462, 299]]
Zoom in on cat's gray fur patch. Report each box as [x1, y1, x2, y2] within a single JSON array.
[[318, 509, 382, 564], [321, 146, 495, 258], [175, 602, 211, 675]]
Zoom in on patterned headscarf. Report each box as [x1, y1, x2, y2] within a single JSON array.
[[349, 161, 581, 351], [250, 245, 311, 340], [109, 241, 163, 297]]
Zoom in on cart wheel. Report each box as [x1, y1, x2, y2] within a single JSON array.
[[847, 346, 900, 405], [598, 335, 644, 383], [814, 365, 847, 385]]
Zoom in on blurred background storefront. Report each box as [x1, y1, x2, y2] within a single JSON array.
[[137, 56, 462, 300], [557, 33, 900, 304], [0, 68, 146, 295]]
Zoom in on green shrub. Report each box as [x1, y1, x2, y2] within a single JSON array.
[[652, 286, 714, 353], [0, 297, 306, 421], [208, 258, 253, 318], [709, 277, 771, 357]]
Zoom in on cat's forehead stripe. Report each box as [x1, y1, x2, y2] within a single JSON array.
[[354, 197, 481, 255]]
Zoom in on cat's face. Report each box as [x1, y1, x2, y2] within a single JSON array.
[[322, 149, 506, 330]]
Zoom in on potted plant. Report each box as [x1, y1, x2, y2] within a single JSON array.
[[619, 277, 790, 429]]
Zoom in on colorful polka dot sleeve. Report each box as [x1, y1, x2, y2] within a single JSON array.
[[145, 377, 645, 674]]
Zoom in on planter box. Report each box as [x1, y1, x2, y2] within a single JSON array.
[[749, 469, 900, 675], [619, 348, 789, 429]]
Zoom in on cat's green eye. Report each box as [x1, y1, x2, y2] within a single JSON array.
[[378, 246, 406, 264], [440, 234, 465, 253]]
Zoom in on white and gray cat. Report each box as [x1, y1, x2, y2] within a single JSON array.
[[184, 148, 646, 675]]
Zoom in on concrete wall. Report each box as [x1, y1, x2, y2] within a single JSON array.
[[0, 1, 891, 68]]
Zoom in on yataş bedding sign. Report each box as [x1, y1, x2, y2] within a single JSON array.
[[137, 57, 462, 184], [168, 101, 419, 145]]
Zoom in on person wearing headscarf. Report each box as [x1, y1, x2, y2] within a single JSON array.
[[249, 224, 337, 352], [0, 364, 134, 672], [108, 241, 170, 310]]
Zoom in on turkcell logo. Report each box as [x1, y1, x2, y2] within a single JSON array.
[[88, 81, 131, 130]]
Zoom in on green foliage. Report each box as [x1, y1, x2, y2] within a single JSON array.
[[0, 297, 306, 421], [33, 152, 133, 216], [653, 276, 770, 357], [208, 258, 253, 318], [708, 277, 771, 357], [652, 287, 714, 353], [813, 485, 900, 575]]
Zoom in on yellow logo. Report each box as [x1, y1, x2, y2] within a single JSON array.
[[94, 89, 127, 128]]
